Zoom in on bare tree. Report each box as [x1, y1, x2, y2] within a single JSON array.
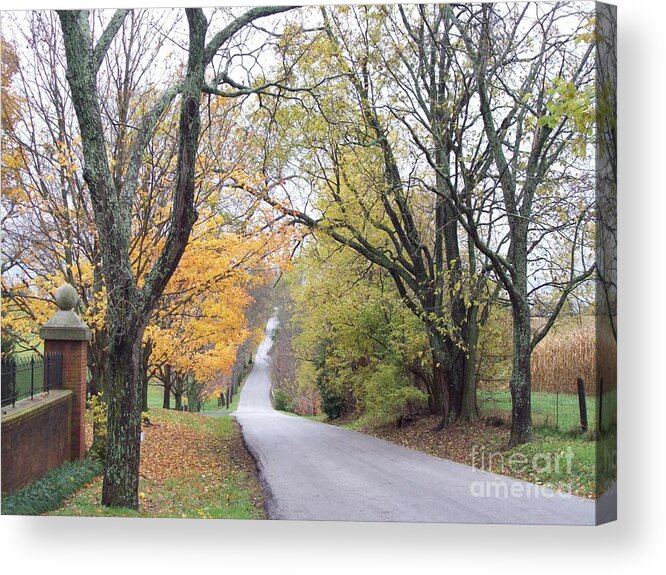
[[448, 3, 597, 444], [56, 6, 294, 509]]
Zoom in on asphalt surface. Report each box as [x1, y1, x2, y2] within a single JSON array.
[[234, 318, 597, 524]]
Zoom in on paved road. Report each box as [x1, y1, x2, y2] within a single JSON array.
[[234, 318, 597, 524]]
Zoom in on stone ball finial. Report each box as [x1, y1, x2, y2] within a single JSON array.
[[55, 283, 78, 311]]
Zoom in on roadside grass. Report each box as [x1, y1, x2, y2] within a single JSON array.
[[49, 409, 265, 519], [1, 459, 102, 516], [500, 429, 597, 498], [333, 412, 600, 499]]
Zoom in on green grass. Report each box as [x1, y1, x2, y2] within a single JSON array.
[[1, 459, 102, 516], [504, 429, 598, 498], [146, 384, 230, 413], [477, 389, 616, 497], [13, 345, 43, 359], [147, 383, 165, 409], [478, 389, 616, 433], [48, 474, 261, 520]]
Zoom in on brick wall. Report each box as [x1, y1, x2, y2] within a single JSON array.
[[1, 390, 73, 494], [43, 339, 87, 460]]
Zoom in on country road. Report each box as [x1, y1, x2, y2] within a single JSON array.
[[233, 318, 598, 524]]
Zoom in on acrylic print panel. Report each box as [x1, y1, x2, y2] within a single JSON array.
[[0, 2, 616, 525]]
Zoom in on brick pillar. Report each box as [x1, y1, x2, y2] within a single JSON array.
[[39, 284, 91, 461]]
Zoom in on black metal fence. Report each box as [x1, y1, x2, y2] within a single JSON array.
[[1, 353, 63, 408]]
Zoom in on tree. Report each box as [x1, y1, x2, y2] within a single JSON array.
[[1, 11, 181, 395], [244, 5, 502, 427], [56, 6, 294, 509], [445, 3, 596, 444], [246, 4, 596, 444]]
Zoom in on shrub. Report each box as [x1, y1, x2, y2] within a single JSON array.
[[363, 364, 428, 427], [317, 379, 347, 420], [1, 459, 102, 516], [88, 393, 107, 461], [273, 388, 292, 412]]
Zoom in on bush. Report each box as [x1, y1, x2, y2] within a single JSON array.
[[363, 364, 428, 427], [273, 388, 292, 412], [88, 393, 107, 461], [317, 377, 347, 420], [1, 459, 103, 516]]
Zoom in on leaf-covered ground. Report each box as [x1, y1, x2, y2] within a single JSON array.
[[337, 414, 598, 499], [50, 410, 265, 519]]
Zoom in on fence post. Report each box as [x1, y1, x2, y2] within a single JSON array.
[[39, 284, 91, 461], [577, 377, 588, 433], [30, 357, 35, 400]]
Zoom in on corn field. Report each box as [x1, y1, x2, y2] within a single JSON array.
[[477, 316, 615, 433], [531, 320, 595, 395]]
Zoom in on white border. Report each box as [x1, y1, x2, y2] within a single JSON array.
[[2, 0, 665, 572]]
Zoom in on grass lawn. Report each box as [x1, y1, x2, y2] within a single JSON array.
[[146, 384, 227, 412], [49, 409, 265, 519], [478, 389, 616, 433], [204, 383, 244, 416], [500, 429, 598, 498]]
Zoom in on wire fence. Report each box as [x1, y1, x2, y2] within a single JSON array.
[[1, 353, 63, 408], [478, 377, 615, 434]]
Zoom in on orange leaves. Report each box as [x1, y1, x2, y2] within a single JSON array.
[[139, 415, 217, 486], [145, 184, 297, 394]]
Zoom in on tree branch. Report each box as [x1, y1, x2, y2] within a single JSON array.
[[94, 9, 130, 72], [203, 6, 298, 66]]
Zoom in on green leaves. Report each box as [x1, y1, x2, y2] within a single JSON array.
[[537, 77, 595, 153]]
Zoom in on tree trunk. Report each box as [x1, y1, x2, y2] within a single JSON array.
[[461, 305, 480, 422], [162, 364, 171, 409], [508, 298, 533, 446], [101, 329, 144, 508], [174, 390, 182, 411], [426, 348, 444, 417], [57, 6, 292, 510], [88, 264, 108, 397], [428, 327, 465, 429], [432, 359, 450, 430], [444, 341, 465, 424]]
